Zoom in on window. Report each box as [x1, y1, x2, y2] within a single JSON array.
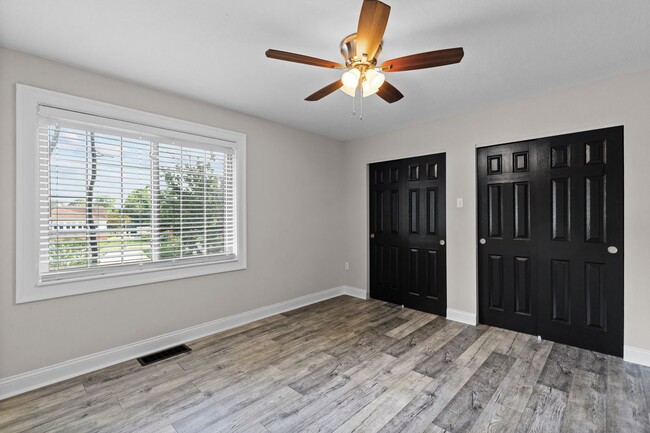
[[16, 85, 246, 302]]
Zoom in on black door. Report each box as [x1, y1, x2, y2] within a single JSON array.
[[477, 140, 539, 336], [477, 127, 624, 356], [369, 153, 447, 316], [369, 159, 402, 306]]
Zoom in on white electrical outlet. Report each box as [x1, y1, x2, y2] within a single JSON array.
[[344, 262, 350, 271], [456, 198, 464, 208]]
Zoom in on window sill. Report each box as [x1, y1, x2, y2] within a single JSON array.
[[17, 258, 247, 304]]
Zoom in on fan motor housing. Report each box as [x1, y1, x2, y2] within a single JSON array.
[[340, 33, 382, 68]]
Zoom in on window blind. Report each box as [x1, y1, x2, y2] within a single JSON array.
[[38, 106, 238, 282]]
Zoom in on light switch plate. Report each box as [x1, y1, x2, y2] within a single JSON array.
[[456, 198, 464, 208]]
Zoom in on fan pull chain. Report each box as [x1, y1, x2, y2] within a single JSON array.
[[350, 79, 363, 120], [359, 90, 363, 120], [356, 78, 363, 120]]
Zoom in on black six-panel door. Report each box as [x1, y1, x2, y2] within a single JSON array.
[[369, 159, 402, 306], [477, 140, 539, 335], [369, 153, 447, 316], [477, 127, 624, 356]]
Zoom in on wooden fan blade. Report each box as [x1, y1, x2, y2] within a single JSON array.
[[305, 80, 344, 101], [265, 49, 344, 69], [356, 0, 391, 61], [376, 80, 403, 103], [380, 47, 464, 72]]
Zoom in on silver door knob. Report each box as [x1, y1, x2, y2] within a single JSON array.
[[370, 234, 375, 239], [439, 240, 445, 246], [607, 246, 618, 254], [479, 238, 486, 245]]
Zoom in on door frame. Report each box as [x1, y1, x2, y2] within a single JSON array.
[[365, 150, 449, 312]]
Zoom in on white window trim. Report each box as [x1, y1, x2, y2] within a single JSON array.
[[16, 84, 247, 303]]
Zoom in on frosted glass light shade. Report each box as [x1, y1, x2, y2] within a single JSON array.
[[340, 85, 356, 97], [365, 69, 385, 91], [340, 84, 375, 97], [341, 68, 361, 88], [362, 81, 378, 97]]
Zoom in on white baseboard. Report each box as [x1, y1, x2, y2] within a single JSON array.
[[0, 285, 354, 400], [341, 286, 367, 299], [624, 345, 650, 367], [447, 308, 477, 325]]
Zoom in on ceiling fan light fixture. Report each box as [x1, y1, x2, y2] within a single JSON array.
[[362, 80, 379, 97], [341, 68, 361, 88], [340, 85, 357, 97], [365, 68, 385, 91]]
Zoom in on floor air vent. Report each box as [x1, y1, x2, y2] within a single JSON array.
[[137, 344, 191, 366]]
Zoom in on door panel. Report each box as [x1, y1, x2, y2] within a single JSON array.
[[404, 154, 447, 315], [477, 126, 623, 357], [478, 141, 538, 335], [535, 128, 623, 356], [514, 256, 531, 314], [369, 161, 402, 305], [369, 153, 447, 315]]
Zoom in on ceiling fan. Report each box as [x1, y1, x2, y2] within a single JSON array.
[[265, 0, 464, 104]]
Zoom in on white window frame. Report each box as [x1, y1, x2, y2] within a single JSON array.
[[16, 84, 247, 303]]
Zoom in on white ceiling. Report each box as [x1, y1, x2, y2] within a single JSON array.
[[1, 0, 649, 141]]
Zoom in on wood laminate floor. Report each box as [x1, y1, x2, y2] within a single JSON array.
[[1, 296, 649, 433]]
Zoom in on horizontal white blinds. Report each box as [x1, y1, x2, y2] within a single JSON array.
[[38, 106, 237, 281]]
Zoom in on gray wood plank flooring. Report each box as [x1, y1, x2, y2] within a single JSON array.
[[1, 295, 649, 432]]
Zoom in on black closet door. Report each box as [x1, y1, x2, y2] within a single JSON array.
[[477, 140, 538, 335], [402, 154, 447, 315], [369, 160, 404, 306], [535, 128, 624, 356], [369, 153, 447, 316], [477, 126, 624, 357]]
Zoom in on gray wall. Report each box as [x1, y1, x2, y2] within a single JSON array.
[[0, 47, 346, 378], [342, 68, 650, 352]]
